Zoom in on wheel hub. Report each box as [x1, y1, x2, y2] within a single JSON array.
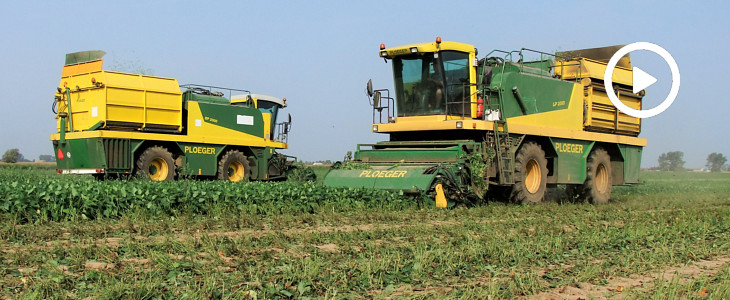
[[524, 159, 541, 194], [227, 161, 245, 182], [596, 163, 609, 194], [149, 158, 168, 181]]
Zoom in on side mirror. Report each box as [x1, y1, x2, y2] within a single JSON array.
[[288, 113, 292, 125], [373, 91, 381, 108], [366, 79, 374, 97]]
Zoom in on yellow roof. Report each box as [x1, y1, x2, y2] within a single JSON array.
[[382, 40, 475, 57]]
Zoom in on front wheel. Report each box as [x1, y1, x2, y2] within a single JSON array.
[[137, 146, 175, 181], [511, 142, 548, 204], [218, 150, 250, 182], [581, 148, 612, 204]]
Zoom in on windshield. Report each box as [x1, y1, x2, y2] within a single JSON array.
[[392, 51, 470, 117], [257, 101, 279, 136]]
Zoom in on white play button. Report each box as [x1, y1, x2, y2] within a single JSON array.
[[632, 67, 657, 94], [605, 42, 680, 119]]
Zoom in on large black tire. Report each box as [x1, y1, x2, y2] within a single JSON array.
[[511, 142, 548, 204], [581, 148, 612, 204], [217, 150, 250, 182], [137, 146, 175, 181]]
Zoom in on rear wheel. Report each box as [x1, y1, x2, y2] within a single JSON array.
[[581, 148, 612, 204], [218, 150, 250, 182], [137, 146, 175, 181], [511, 142, 548, 204]]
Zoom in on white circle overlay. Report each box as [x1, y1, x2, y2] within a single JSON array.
[[604, 42, 680, 119]]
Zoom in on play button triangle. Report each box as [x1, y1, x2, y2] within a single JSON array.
[[632, 67, 657, 94]]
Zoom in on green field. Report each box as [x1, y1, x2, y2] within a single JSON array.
[[0, 164, 728, 299]]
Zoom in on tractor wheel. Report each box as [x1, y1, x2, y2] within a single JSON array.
[[581, 148, 612, 204], [511, 142, 548, 204], [137, 146, 175, 181], [217, 150, 250, 182]]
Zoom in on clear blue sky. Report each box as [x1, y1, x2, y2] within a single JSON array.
[[1, 1, 728, 168]]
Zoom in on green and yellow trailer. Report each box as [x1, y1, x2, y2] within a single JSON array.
[[51, 51, 299, 181], [324, 39, 645, 205]]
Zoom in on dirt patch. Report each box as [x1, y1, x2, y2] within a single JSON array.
[[369, 284, 455, 299], [314, 243, 339, 253], [121, 257, 151, 265], [529, 255, 730, 299], [84, 261, 115, 271], [101, 237, 123, 248]]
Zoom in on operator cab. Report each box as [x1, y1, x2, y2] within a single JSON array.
[[378, 39, 477, 118], [233, 94, 286, 122], [392, 51, 471, 116]]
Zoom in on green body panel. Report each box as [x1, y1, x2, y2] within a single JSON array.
[[324, 166, 438, 193], [488, 62, 575, 118], [356, 141, 477, 163], [55, 138, 143, 173], [549, 138, 594, 184], [177, 142, 226, 176], [197, 102, 265, 138], [356, 145, 463, 163], [619, 144, 642, 184], [54, 138, 106, 170]]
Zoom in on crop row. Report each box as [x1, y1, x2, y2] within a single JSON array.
[[0, 168, 414, 222]]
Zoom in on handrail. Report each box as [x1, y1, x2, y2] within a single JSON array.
[[275, 121, 290, 143], [65, 88, 74, 132], [371, 89, 395, 124]]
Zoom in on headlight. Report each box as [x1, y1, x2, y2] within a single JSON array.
[[372, 125, 378, 132], [456, 121, 463, 128]]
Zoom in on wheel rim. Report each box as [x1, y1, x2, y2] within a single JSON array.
[[227, 161, 245, 182], [524, 159, 541, 194], [595, 163, 610, 194], [148, 158, 168, 181]]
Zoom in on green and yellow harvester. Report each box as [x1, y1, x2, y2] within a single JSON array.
[[51, 51, 308, 182], [324, 38, 645, 206]]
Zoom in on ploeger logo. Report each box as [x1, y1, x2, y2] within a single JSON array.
[[388, 49, 410, 56], [359, 170, 408, 178], [184, 146, 216, 155], [554, 142, 584, 154]]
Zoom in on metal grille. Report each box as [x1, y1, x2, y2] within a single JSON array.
[[103, 138, 131, 170]]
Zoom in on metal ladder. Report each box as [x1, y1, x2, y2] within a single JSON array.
[[493, 120, 514, 185], [479, 57, 515, 185]]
